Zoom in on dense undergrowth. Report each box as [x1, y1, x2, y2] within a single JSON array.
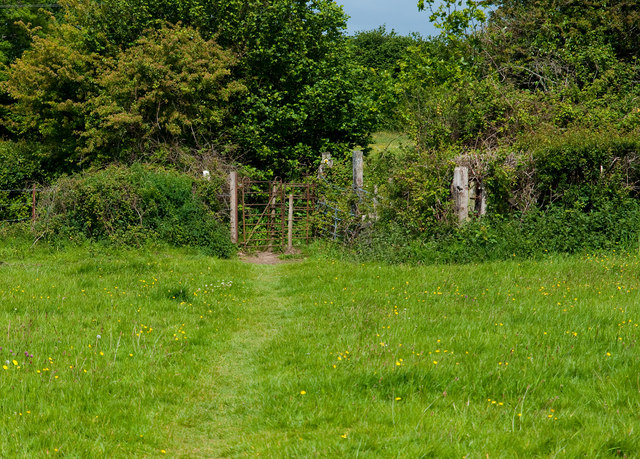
[[327, 128, 640, 265], [30, 164, 234, 258]]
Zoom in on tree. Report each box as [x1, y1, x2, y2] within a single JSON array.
[[405, 0, 640, 150], [350, 27, 421, 74], [482, 0, 640, 95], [0, 2, 57, 138], [2, 22, 100, 171], [49, 0, 377, 177], [84, 24, 245, 165]]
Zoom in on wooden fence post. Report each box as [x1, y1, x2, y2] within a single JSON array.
[[352, 150, 363, 190], [229, 171, 238, 244], [268, 183, 278, 251], [477, 183, 487, 216], [31, 185, 36, 224], [451, 166, 469, 224], [287, 194, 294, 252], [352, 150, 364, 217], [318, 152, 333, 178]]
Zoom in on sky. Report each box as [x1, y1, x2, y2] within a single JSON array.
[[337, 0, 439, 37]]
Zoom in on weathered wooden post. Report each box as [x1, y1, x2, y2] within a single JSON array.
[[477, 183, 487, 216], [352, 150, 363, 190], [451, 166, 469, 224], [268, 183, 278, 251], [31, 185, 36, 224], [469, 180, 476, 210], [229, 171, 238, 244], [287, 194, 294, 252], [469, 179, 487, 218], [352, 150, 364, 216]]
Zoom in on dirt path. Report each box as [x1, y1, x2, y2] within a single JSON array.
[[238, 250, 303, 265]]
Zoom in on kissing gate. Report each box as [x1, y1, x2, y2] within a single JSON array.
[[229, 172, 316, 250]]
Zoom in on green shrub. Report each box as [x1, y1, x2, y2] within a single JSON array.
[[529, 129, 640, 207], [351, 194, 640, 265], [36, 164, 233, 257], [0, 141, 46, 222], [369, 146, 456, 233]]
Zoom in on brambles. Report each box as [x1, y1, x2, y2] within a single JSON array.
[[35, 164, 233, 257]]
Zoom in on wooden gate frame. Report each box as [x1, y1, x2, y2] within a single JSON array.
[[229, 174, 315, 250]]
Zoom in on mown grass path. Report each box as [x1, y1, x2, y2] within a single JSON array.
[[172, 264, 298, 457], [173, 255, 640, 457]]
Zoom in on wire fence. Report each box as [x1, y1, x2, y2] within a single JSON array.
[[0, 177, 382, 245], [0, 186, 47, 224], [315, 178, 377, 242]]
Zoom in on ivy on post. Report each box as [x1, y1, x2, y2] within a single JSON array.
[[318, 152, 333, 178]]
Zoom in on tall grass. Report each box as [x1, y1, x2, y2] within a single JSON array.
[[0, 237, 638, 456]]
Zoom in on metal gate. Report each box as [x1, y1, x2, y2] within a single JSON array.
[[235, 178, 315, 250]]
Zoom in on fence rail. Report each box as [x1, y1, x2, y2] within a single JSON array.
[[237, 179, 316, 249]]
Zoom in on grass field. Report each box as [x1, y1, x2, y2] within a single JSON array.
[[369, 131, 414, 155], [0, 239, 639, 457]]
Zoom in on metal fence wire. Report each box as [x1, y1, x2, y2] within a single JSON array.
[[315, 177, 377, 242], [0, 186, 43, 224], [1, 177, 380, 246]]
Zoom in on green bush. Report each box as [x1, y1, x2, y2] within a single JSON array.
[[36, 164, 234, 257], [0, 141, 46, 222], [530, 129, 640, 207], [351, 194, 640, 265], [369, 146, 456, 233]]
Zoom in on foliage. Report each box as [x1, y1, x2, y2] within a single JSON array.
[[37, 164, 233, 257], [348, 27, 423, 132], [405, 0, 640, 150], [353, 193, 640, 265], [0, 141, 44, 221], [314, 157, 377, 242], [374, 147, 455, 233], [529, 129, 640, 207], [0, 2, 54, 65], [367, 0, 640, 259], [229, 0, 378, 176], [84, 24, 245, 164], [0, 2, 57, 137], [418, 0, 489, 41], [3, 22, 244, 173], [482, 0, 640, 95], [362, 127, 640, 262], [482, 129, 640, 213], [398, 66, 541, 150], [2, 22, 101, 172], [349, 26, 420, 74], [12, 0, 378, 179]]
